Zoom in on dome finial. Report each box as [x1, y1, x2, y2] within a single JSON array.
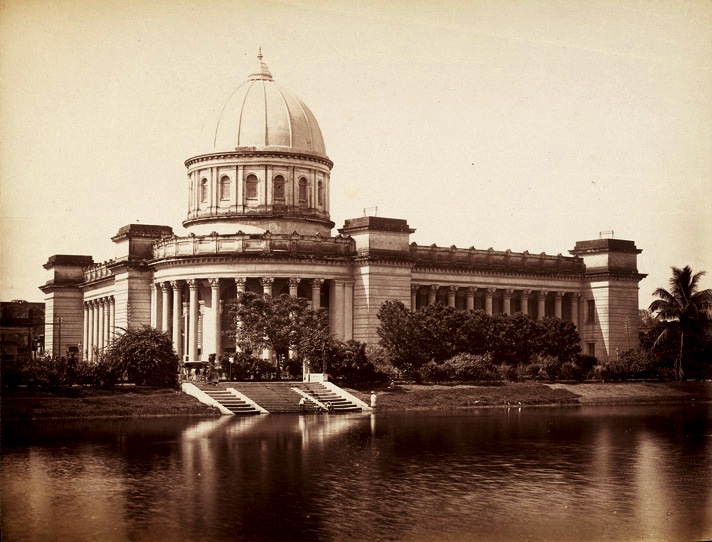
[[249, 47, 273, 81]]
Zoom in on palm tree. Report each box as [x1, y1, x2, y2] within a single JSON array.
[[649, 266, 712, 380]]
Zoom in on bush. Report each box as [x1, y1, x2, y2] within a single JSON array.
[[103, 327, 179, 388], [418, 354, 500, 383], [597, 349, 659, 381]]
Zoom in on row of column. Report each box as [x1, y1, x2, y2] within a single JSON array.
[[151, 277, 331, 362], [411, 285, 580, 328], [83, 296, 115, 361]]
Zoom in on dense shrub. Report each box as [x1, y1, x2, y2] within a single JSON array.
[[596, 349, 659, 381], [103, 327, 179, 388], [418, 353, 500, 383]]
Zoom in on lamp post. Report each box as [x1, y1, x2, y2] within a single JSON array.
[[229, 355, 234, 381]]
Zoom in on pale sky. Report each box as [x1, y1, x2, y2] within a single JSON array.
[[1, 0, 710, 309]]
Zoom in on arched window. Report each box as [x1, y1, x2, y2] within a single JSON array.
[[220, 176, 231, 200], [246, 174, 258, 200], [298, 177, 308, 204], [273, 175, 285, 201], [200, 178, 208, 203], [317, 180, 324, 206]]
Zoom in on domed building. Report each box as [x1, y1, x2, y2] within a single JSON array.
[[41, 52, 645, 367]]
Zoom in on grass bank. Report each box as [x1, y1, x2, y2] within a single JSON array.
[[350, 381, 712, 412], [1, 386, 220, 421], [3, 381, 710, 420]]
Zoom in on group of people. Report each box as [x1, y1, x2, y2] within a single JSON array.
[[183, 363, 221, 385], [298, 396, 333, 413]]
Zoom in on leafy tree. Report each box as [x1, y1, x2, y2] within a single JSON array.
[[228, 292, 332, 378], [103, 326, 179, 387], [649, 266, 712, 380], [533, 317, 582, 362]]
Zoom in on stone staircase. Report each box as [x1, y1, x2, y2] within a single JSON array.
[[191, 381, 364, 414], [192, 384, 262, 415]]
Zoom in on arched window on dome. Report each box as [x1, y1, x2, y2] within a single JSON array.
[[317, 180, 324, 206], [298, 177, 308, 205], [246, 174, 258, 201], [220, 176, 231, 201], [273, 175, 285, 202], [200, 178, 208, 203]]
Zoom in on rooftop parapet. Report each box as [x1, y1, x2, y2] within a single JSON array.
[[409, 244, 585, 275], [152, 231, 355, 260]]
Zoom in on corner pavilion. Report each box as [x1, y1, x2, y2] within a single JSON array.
[[41, 53, 645, 365]]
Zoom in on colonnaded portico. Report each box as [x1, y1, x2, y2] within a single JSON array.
[[41, 52, 645, 365]]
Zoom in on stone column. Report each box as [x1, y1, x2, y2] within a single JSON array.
[[209, 278, 221, 357], [447, 286, 457, 308], [288, 277, 300, 298], [538, 291, 548, 320], [150, 283, 159, 329], [103, 298, 111, 347], [98, 299, 105, 353], [182, 302, 189, 359], [571, 293, 580, 330], [428, 285, 438, 305], [485, 288, 495, 315], [311, 278, 323, 308], [83, 303, 90, 360], [466, 287, 476, 311], [261, 277, 274, 297], [109, 297, 115, 344], [188, 279, 200, 361], [344, 281, 354, 341], [161, 283, 171, 333], [171, 281, 183, 360], [521, 290, 530, 316], [554, 291, 564, 319], [503, 289, 513, 315], [333, 280, 345, 340], [410, 284, 419, 310], [92, 300, 100, 359]]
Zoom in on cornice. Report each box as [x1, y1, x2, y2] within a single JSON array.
[[184, 150, 334, 170], [149, 253, 354, 270]]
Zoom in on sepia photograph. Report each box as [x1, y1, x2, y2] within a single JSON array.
[[1, 1, 711, 541]]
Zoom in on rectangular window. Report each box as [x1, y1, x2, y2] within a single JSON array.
[[587, 342, 596, 357], [586, 299, 596, 323]]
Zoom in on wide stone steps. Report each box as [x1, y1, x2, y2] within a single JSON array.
[[195, 382, 362, 414], [194, 386, 261, 415]]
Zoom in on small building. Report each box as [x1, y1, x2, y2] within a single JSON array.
[[0, 300, 45, 363], [40, 52, 645, 364]]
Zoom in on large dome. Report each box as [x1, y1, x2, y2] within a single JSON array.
[[198, 51, 327, 158]]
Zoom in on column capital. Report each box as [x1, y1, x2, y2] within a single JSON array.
[[260, 277, 274, 287], [234, 277, 246, 289], [209, 278, 221, 288], [288, 277, 301, 288], [486, 287, 496, 296], [467, 286, 477, 296], [170, 280, 183, 290], [555, 291, 565, 299], [572, 292, 582, 299], [430, 284, 439, 292], [411, 283, 420, 293], [521, 289, 531, 297], [311, 278, 324, 288], [187, 279, 199, 289], [503, 288, 514, 297], [538, 290, 549, 298], [160, 281, 171, 292], [448, 285, 458, 294]]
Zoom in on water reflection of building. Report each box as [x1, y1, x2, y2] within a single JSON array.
[[40, 52, 644, 364]]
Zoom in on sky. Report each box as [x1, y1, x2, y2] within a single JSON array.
[[1, 0, 710, 309]]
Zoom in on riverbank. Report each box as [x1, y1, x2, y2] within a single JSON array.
[[1, 387, 220, 421], [352, 381, 712, 412], [2, 381, 710, 420]]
